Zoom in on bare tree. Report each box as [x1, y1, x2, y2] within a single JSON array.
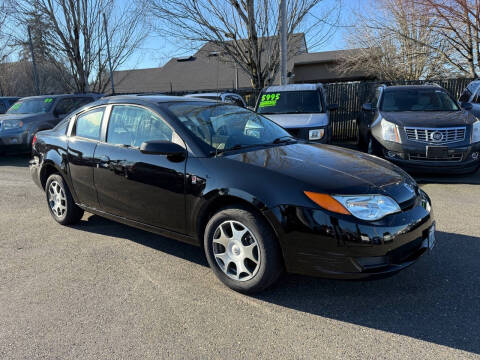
[[14, 0, 147, 93], [339, 0, 449, 81], [408, 0, 480, 78], [144, 0, 341, 90]]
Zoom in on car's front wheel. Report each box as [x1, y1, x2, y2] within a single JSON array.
[[45, 174, 84, 225], [204, 207, 283, 293]]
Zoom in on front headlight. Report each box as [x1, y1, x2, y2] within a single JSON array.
[[472, 120, 480, 143], [309, 128, 325, 140], [333, 195, 401, 220], [381, 119, 401, 143], [1, 120, 24, 130], [304, 191, 401, 221]]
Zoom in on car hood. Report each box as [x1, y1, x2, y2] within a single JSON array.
[[0, 113, 46, 123], [381, 110, 475, 127], [225, 143, 417, 205], [262, 113, 328, 128]]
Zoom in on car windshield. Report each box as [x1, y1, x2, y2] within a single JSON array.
[[257, 90, 322, 115], [168, 102, 295, 154], [381, 89, 460, 112], [7, 97, 54, 114]]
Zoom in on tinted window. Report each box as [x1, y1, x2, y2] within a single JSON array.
[[0, 102, 6, 114], [381, 89, 459, 112], [257, 90, 322, 114], [107, 105, 174, 147], [6, 97, 55, 114], [55, 97, 93, 116], [75, 108, 104, 140], [225, 95, 244, 107], [459, 88, 472, 102], [168, 102, 292, 153]]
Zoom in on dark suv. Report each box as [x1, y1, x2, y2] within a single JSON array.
[[0, 97, 20, 114], [0, 94, 101, 153], [360, 84, 480, 174]]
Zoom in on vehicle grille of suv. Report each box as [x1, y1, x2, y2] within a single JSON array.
[[405, 127, 466, 144], [409, 152, 463, 162]]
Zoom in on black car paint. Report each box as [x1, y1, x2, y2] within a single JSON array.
[[361, 86, 480, 173], [30, 96, 434, 279]]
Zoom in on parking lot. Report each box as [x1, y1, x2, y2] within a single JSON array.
[[0, 154, 479, 359]]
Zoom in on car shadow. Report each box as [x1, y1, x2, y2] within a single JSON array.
[[72, 214, 208, 267], [0, 153, 30, 167], [255, 230, 479, 354], [70, 217, 479, 354], [413, 169, 480, 185]]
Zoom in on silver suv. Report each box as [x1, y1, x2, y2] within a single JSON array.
[[254, 84, 337, 143]]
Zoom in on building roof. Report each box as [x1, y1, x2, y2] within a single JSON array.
[[111, 39, 373, 94], [112, 34, 308, 94]]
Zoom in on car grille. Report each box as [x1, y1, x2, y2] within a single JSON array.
[[405, 127, 466, 144], [409, 152, 463, 162]]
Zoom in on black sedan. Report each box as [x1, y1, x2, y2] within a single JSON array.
[[30, 95, 435, 293], [361, 84, 480, 173]]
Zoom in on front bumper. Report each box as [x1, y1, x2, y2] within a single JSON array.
[[285, 125, 331, 144], [377, 138, 480, 173], [265, 192, 434, 279], [0, 129, 30, 152]]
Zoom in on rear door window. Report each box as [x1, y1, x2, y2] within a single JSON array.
[[74, 107, 105, 140], [0, 102, 6, 113]]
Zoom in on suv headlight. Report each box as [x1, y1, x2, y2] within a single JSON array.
[[304, 192, 401, 221], [1, 119, 24, 130], [472, 120, 480, 143], [309, 128, 325, 140], [381, 119, 401, 143]]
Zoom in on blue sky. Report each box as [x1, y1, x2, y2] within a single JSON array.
[[120, 0, 363, 71]]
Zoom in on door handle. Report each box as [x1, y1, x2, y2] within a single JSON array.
[[97, 155, 111, 168]]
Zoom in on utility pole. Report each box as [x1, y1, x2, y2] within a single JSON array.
[[28, 26, 40, 95], [279, 0, 287, 85], [103, 13, 115, 94]]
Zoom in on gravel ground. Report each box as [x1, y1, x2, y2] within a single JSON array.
[[0, 154, 479, 359]]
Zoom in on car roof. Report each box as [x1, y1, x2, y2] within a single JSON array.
[[384, 85, 446, 92], [0, 97, 20, 99], [264, 83, 322, 92], [101, 94, 217, 104], [17, 93, 102, 101], [184, 92, 240, 97]]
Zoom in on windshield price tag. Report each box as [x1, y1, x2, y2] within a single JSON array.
[[44, 98, 53, 103], [259, 93, 280, 108], [10, 103, 21, 110]]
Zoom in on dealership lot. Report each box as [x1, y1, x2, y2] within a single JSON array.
[[0, 155, 479, 359]]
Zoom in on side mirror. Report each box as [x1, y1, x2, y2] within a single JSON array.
[[327, 103, 338, 111], [140, 140, 186, 159], [362, 103, 374, 112], [460, 102, 473, 110]]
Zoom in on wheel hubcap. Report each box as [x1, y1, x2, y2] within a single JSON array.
[[48, 181, 67, 218], [212, 220, 260, 282]]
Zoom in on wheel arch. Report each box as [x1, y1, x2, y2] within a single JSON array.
[[195, 193, 281, 249]]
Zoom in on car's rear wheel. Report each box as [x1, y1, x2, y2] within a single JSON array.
[[204, 206, 283, 293], [45, 174, 84, 225]]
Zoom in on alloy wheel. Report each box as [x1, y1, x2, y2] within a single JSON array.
[[212, 220, 260, 281], [48, 181, 67, 218]]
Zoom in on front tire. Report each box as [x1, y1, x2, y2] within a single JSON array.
[[45, 174, 84, 225], [204, 207, 283, 293]]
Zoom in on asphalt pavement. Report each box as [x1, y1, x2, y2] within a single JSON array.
[[0, 154, 479, 359]]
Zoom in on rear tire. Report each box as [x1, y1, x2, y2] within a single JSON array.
[[45, 174, 84, 225], [204, 206, 283, 294]]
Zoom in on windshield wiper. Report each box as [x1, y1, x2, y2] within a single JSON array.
[[270, 135, 297, 144], [213, 143, 262, 156]]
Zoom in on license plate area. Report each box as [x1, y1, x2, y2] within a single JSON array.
[[427, 146, 449, 159]]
